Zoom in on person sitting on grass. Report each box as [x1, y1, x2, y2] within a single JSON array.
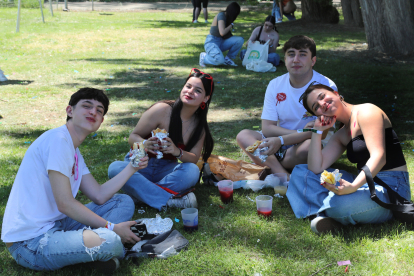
[[273, 0, 297, 22], [108, 68, 215, 211], [236, 35, 337, 177], [1, 88, 149, 273], [199, 2, 244, 67], [239, 15, 281, 67], [286, 84, 410, 234]]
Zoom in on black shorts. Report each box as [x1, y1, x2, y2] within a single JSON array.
[[195, 0, 209, 8]]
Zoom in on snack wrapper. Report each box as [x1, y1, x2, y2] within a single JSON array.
[[252, 141, 268, 163], [152, 129, 169, 159], [135, 214, 173, 235], [320, 169, 342, 185], [129, 142, 146, 167]]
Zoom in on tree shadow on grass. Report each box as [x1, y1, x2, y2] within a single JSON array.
[[0, 80, 34, 86]]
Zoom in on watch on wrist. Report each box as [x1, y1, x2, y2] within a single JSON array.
[[278, 136, 284, 146]]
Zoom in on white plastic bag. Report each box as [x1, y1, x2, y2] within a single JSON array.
[[242, 40, 269, 66], [246, 60, 276, 73]]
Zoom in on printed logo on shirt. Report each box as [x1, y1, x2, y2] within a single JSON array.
[[276, 93, 286, 106], [302, 111, 317, 120], [72, 163, 75, 177]]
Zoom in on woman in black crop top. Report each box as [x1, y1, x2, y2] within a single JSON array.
[[286, 83, 411, 234], [108, 68, 215, 211]]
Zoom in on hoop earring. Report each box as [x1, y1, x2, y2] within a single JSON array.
[[339, 95, 344, 101], [200, 102, 206, 110]]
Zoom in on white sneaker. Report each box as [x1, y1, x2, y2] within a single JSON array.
[[199, 52, 207, 67], [0, 69, 7, 82], [167, 192, 198, 209], [205, 20, 209, 23], [193, 20, 198, 23], [224, 56, 237, 66], [310, 216, 342, 235]]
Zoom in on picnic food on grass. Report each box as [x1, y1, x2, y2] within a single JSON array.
[[153, 128, 167, 134], [320, 169, 342, 185], [246, 140, 261, 153]]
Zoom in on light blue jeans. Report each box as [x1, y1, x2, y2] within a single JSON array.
[[7, 194, 134, 271], [108, 155, 200, 211], [239, 49, 280, 66], [204, 34, 244, 65], [287, 164, 411, 225]]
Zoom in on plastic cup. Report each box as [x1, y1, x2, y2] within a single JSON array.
[[181, 208, 198, 232], [256, 195, 273, 218], [217, 180, 233, 204], [273, 173, 287, 185]]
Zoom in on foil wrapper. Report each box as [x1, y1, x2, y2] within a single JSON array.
[[320, 169, 342, 185], [252, 141, 268, 163], [152, 131, 169, 159], [135, 214, 173, 235], [129, 142, 146, 167]]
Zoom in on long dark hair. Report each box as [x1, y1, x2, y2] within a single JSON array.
[[264, 15, 278, 33], [162, 71, 215, 162], [225, 2, 240, 27]]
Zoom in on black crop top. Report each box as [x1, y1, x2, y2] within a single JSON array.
[[346, 128, 406, 171]]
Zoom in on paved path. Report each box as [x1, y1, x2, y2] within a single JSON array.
[[45, 1, 341, 12]]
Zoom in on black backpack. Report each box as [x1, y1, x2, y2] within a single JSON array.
[[362, 165, 414, 225]]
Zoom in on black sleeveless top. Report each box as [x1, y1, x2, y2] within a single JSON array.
[[346, 128, 406, 171]]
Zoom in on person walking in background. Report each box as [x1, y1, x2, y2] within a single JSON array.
[[199, 2, 244, 67], [239, 15, 281, 66], [193, 0, 209, 23]]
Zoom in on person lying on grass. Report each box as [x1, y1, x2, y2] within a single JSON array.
[[108, 68, 214, 211], [286, 83, 410, 234], [1, 88, 148, 273]]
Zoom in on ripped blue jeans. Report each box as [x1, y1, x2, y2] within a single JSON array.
[[7, 194, 135, 271]]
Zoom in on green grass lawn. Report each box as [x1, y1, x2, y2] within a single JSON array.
[[1, 5, 414, 276]]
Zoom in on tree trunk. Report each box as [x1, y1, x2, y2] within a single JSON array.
[[341, 0, 363, 27], [301, 0, 340, 24], [359, 0, 414, 55]]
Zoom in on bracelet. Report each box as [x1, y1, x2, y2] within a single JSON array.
[[105, 221, 114, 231], [278, 136, 284, 146], [175, 148, 184, 159], [142, 139, 147, 145], [297, 128, 323, 134]]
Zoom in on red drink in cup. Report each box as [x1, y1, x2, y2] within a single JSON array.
[[219, 190, 234, 204], [257, 209, 272, 218], [217, 180, 234, 204], [256, 195, 273, 218]]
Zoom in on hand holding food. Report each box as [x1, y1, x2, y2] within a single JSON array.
[[246, 140, 268, 163], [320, 169, 342, 185], [129, 141, 147, 167], [151, 128, 169, 159]]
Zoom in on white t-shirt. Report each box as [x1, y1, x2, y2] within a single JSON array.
[[1, 125, 90, 243], [261, 70, 337, 130]]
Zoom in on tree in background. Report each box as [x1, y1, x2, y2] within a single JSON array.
[[341, 0, 363, 27], [301, 0, 339, 24], [359, 0, 414, 56]]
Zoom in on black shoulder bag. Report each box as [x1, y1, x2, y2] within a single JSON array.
[[362, 165, 414, 224]]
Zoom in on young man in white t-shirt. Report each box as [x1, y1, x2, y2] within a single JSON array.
[[1, 88, 149, 273], [237, 35, 337, 176]]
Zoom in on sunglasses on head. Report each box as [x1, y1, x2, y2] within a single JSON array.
[[189, 68, 214, 96]]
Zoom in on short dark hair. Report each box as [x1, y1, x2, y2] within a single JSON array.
[[66, 87, 109, 121], [299, 83, 334, 115], [283, 35, 317, 58]]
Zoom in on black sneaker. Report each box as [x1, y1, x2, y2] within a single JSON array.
[[90, 257, 120, 275]]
